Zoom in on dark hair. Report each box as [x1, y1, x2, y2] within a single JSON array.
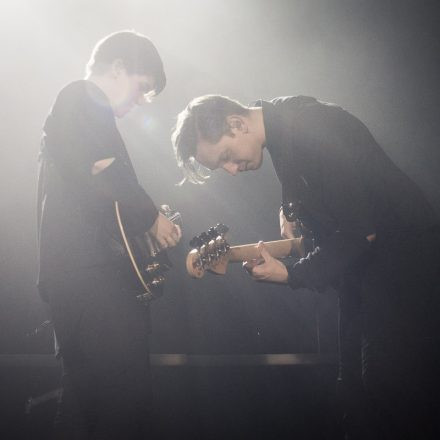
[[86, 30, 166, 95], [172, 95, 249, 183]]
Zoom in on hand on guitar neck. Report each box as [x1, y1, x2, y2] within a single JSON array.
[[186, 224, 304, 281], [242, 241, 289, 283]]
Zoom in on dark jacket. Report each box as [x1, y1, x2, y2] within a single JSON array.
[[261, 96, 440, 347], [37, 80, 158, 289], [261, 96, 437, 290]]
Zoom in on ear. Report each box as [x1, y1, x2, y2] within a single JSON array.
[[226, 115, 249, 135], [111, 59, 126, 78]]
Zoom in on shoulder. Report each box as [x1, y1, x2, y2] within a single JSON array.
[[270, 95, 319, 108], [275, 96, 369, 135], [52, 80, 109, 113], [268, 96, 346, 129], [53, 80, 89, 109], [270, 95, 351, 118], [50, 80, 113, 121]]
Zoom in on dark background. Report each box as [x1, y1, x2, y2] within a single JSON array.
[[0, 1, 439, 436]]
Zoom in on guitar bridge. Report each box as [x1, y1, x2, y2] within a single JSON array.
[[145, 262, 161, 273]]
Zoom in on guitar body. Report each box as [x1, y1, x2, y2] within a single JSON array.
[[114, 202, 180, 302]]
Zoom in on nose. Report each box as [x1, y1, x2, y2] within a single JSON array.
[[222, 162, 239, 176]]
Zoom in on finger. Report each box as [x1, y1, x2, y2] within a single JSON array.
[[243, 257, 266, 279], [243, 258, 263, 270], [281, 228, 295, 239], [173, 224, 182, 241], [157, 238, 168, 249], [242, 262, 254, 275], [281, 221, 295, 239], [257, 241, 272, 261], [164, 235, 177, 248], [249, 263, 269, 281]]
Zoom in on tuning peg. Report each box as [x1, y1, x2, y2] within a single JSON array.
[[215, 236, 229, 254], [215, 224, 229, 235], [207, 227, 218, 239], [199, 232, 210, 244], [189, 236, 203, 249]]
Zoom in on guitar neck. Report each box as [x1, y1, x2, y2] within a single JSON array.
[[228, 238, 304, 262]]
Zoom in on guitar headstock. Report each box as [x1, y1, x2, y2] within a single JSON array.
[[186, 224, 231, 278]]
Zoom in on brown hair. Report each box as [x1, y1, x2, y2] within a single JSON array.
[[86, 30, 166, 96], [172, 95, 248, 183]]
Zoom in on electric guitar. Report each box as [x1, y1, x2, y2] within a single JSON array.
[[186, 224, 305, 279], [114, 202, 181, 302]]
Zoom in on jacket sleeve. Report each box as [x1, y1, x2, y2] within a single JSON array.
[[43, 82, 158, 232]]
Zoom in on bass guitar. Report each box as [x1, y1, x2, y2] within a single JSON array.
[[186, 224, 305, 279]]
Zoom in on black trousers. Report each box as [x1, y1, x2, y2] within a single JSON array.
[[338, 225, 440, 439], [41, 267, 153, 439]]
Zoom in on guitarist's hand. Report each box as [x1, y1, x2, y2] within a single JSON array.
[[149, 212, 182, 249], [279, 209, 297, 239], [243, 241, 289, 283]]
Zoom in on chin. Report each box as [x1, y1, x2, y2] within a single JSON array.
[[114, 103, 135, 118], [253, 156, 264, 170], [114, 108, 130, 118]]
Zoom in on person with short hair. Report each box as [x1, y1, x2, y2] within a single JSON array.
[[37, 30, 181, 439], [172, 94, 440, 439]]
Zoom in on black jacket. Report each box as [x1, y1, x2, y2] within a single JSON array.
[[260, 96, 438, 292], [37, 80, 158, 287]]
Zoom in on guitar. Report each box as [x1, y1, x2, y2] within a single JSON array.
[[114, 202, 181, 302], [186, 224, 305, 279]]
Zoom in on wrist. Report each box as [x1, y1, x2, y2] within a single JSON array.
[[274, 263, 289, 283], [286, 264, 305, 290]]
